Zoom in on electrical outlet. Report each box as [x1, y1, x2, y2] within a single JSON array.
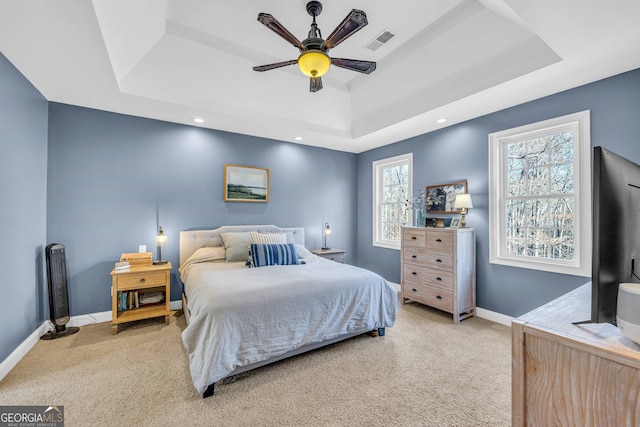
[[139, 245, 146, 253]]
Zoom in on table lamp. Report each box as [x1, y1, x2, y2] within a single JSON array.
[[322, 223, 331, 250], [153, 226, 168, 264], [454, 194, 473, 228]]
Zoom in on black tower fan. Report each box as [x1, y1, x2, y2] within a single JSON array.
[[40, 243, 79, 340]]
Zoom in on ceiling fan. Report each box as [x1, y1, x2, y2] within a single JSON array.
[[253, 1, 376, 92]]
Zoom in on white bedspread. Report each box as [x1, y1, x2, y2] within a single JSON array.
[[180, 253, 397, 393]]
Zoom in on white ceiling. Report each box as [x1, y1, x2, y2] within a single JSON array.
[[1, 0, 639, 153]]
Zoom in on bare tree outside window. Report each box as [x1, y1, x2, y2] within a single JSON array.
[[381, 163, 409, 242], [505, 132, 575, 261], [373, 154, 413, 249], [489, 110, 591, 277]]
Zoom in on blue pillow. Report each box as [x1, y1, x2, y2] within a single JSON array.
[[249, 243, 298, 267]]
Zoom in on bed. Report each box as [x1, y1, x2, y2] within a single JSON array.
[[179, 225, 397, 397]]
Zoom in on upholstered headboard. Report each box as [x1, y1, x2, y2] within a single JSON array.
[[179, 225, 305, 267]]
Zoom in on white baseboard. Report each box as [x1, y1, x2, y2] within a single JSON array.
[[392, 281, 513, 327], [0, 321, 50, 383], [476, 307, 514, 327], [0, 299, 184, 382]]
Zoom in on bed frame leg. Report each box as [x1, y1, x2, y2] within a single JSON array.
[[378, 327, 385, 336], [203, 383, 215, 398]]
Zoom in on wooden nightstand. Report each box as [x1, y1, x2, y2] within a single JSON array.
[[310, 248, 346, 263], [110, 262, 172, 334]]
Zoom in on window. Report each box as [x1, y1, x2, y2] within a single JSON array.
[[373, 153, 413, 250], [488, 111, 591, 276]]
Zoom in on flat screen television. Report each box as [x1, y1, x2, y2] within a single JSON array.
[[591, 146, 640, 324]]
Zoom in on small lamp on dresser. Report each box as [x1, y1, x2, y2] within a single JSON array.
[[153, 226, 168, 265], [454, 194, 473, 228]]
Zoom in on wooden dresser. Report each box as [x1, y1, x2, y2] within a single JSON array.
[[512, 283, 640, 426], [401, 227, 476, 323]]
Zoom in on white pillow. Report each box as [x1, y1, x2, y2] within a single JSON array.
[[220, 232, 253, 262], [184, 247, 226, 265], [294, 244, 313, 258], [251, 232, 287, 244]]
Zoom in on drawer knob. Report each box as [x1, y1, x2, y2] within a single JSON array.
[[411, 288, 417, 292], [436, 277, 442, 281], [436, 295, 442, 300], [411, 271, 417, 275], [140, 278, 146, 283], [436, 259, 442, 263], [411, 236, 417, 240], [436, 238, 442, 242], [411, 255, 417, 259]]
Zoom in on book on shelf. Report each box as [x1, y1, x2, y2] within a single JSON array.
[[117, 290, 141, 311]]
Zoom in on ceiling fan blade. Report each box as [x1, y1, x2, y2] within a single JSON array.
[[253, 60, 298, 72], [325, 9, 368, 49], [257, 13, 305, 50], [310, 76, 323, 92], [331, 58, 376, 74]]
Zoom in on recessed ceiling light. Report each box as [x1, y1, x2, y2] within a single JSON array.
[[192, 117, 204, 124], [436, 118, 447, 124], [294, 136, 303, 141]]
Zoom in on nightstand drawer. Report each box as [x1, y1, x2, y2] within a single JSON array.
[[310, 249, 346, 263], [322, 252, 345, 263], [404, 283, 453, 312], [116, 271, 166, 290]]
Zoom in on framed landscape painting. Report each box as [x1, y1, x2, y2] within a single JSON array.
[[426, 181, 467, 213], [224, 164, 269, 202]]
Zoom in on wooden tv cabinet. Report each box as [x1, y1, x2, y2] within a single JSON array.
[[512, 283, 640, 426]]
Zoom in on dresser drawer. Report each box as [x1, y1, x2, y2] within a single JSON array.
[[403, 264, 454, 290], [403, 228, 426, 247], [116, 271, 166, 290], [404, 283, 453, 312], [426, 231, 454, 251], [404, 245, 454, 269], [423, 251, 454, 272], [403, 246, 428, 264]]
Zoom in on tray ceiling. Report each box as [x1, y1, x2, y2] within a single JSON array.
[[1, 0, 639, 153]]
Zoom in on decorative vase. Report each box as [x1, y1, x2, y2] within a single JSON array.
[[414, 209, 425, 227]]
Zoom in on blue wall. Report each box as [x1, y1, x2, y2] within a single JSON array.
[[0, 53, 49, 362], [3, 44, 640, 365], [46, 104, 357, 315], [357, 68, 640, 317]]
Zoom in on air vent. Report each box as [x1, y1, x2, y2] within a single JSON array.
[[365, 29, 395, 51]]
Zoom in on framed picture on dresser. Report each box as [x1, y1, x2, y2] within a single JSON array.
[[426, 181, 467, 214], [450, 218, 462, 229]]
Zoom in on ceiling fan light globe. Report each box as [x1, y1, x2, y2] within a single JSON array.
[[298, 50, 330, 77]]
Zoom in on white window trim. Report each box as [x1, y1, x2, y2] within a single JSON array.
[[372, 153, 413, 250], [488, 111, 591, 277]]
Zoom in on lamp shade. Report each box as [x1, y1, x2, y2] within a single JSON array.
[[298, 50, 331, 77], [156, 226, 168, 247], [454, 194, 473, 209]]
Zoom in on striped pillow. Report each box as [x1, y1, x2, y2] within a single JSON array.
[[249, 243, 298, 267], [251, 232, 287, 244]]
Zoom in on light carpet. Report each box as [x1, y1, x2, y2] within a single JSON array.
[[0, 302, 511, 426]]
